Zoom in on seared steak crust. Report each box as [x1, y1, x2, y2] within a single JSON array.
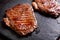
[[32, 0, 60, 17], [3, 3, 37, 35]]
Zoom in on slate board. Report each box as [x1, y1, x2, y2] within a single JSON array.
[[0, 0, 60, 40]]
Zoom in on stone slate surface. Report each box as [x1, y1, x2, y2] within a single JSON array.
[[0, 0, 60, 40]]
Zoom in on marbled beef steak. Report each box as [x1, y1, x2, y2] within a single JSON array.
[[3, 3, 37, 35], [32, 0, 60, 17]]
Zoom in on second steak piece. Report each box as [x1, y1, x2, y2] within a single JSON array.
[[32, 0, 60, 17], [3, 3, 37, 35]]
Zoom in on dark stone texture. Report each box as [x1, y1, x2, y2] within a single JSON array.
[[0, 0, 60, 40]]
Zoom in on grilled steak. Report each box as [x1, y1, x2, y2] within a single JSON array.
[[32, 0, 60, 17], [3, 3, 37, 35]]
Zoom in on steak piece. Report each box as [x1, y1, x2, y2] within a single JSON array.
[[3, 3, 37, 35], [32, 0, 60, 17]]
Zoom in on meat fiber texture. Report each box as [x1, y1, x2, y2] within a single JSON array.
[[3, 3, 37, 35], [32, 0, 60, 17]]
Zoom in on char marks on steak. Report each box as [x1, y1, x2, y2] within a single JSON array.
[[32, 0, 60, 17], [3, 3, 37, 35]]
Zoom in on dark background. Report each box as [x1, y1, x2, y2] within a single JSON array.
[[0, 0, 12, 40], [0, 0, 60, 40]]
